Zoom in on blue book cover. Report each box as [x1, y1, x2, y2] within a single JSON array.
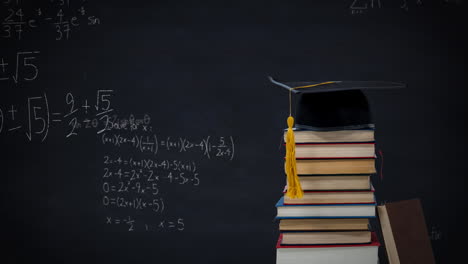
[[275, 197, 376, 219]]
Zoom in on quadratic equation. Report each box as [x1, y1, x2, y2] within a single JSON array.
[[103, 156, 197, 172], [102, 196, 165, 213], [103, 169, 200, 186], [105, 216, 185, 232], [2, 0, 101, 40], [100, 152, 208, 232], [0, 90, 152, 141], [101, 133, 235, 160], [102, 180, 161, 195], [103, 156, 200, 186], [349, 0, 423, 14], [0, 50, 39, 84]]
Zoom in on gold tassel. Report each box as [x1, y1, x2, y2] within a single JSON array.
[[285, 116, 303, 199], [283, 81, 335, 199]]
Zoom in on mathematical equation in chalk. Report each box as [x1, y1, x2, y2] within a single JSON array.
[[0, 90, 153, 141], [102, 196, 165, 213], [103, 156, 197, 172], [103, 170, 200, 186], [103, 156, 200, 185], [349, 0, 423, 14], [0, 51, 39, 84], [102, 180, 161, 195], [105, 216, 185, 232], [102, 133, 235, 160], [2, 1, 101, 40]]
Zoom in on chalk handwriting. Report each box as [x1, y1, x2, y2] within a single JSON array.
[[0, 51, 39, 84], [105, 216, 185, 232], [430, 226, 442, 241], [101, 133, 235, 160], [2, 1, 101, 40], [349, 0, 424, 14], [102, 196, 165, 213], [1, 89, 236, 233]]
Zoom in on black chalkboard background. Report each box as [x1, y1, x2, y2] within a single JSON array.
[[1, 1, 466, 263]]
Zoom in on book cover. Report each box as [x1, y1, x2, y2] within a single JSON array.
[[377, 199, 436, 264], [276, 197, 377, 219], [277, 232, 380, 248]]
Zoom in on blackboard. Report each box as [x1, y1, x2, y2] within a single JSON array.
[[1, 1, 465, 263]]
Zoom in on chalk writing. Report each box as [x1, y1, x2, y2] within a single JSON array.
[[105, 216, 185, 232], [1, 89, 236, 233], [103, 156, 197, 172], [430, 226, 442, 241], [350, 0, 382, 15], [1, 1, 101, 40], [349, 0, 424, 14], [0, 51, 39, 84], [102, 196, 165, 213], [0, 107, 3, 133], [105, 216, 136, 232], [101, 133, 235, 160], [103, 169, 199, 186], [0, 90, 120, 141]]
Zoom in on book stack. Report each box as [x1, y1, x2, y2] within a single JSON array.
[[270, 77, 404, 264], [276, 128, 380, 264]]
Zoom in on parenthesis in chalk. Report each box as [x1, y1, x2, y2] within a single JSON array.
[[230, 136, 235, 161]]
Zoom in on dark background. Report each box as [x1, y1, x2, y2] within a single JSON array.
[[1, 1, 466, 263]]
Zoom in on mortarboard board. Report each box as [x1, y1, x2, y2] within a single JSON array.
[[269, 77, 406, 130], [269, 76, 405, 199]]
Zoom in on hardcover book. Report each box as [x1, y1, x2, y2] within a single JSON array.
[[283, 128, 375, 143], [297, 175, 371, 190], [283, 186, 375, 204], [276, 232, 380, 264], [294, 158, 376, 175], [293, 142, 375, 159], [279, 218, 370, 231], [276, 197, 376, 219], [377, 199, 435, 264]]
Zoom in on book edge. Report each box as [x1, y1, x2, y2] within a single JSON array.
[[377, 205, 400, 264]]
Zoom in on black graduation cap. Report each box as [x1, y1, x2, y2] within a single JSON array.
[[269, 77, 406, 130], [269, 76, 405, 199]]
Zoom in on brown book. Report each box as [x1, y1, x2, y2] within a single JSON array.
[[283, 129, 375, 143], [281, 231, 371, 245], [295, 159, 376, 175], [284, 189, 375, 204], [298, 175, 371, 190], [377, 199, 436, 264], [294, 143, 375, 159], [279, 218, 370, 231]]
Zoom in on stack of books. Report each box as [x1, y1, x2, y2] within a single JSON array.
[[276, 128, 380, 264]]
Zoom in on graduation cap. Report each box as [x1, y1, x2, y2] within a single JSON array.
[[269, 76, 405, 199]]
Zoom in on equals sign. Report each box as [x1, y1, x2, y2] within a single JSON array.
[[168, 222, 175, 228], [111, 186, 116, 191], [114, 220, 121, 224], [52, 113, 62, 122]]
